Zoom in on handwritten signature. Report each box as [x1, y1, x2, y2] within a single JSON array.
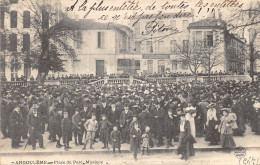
[[140, 20, 181, 44], [240, 157, 259, 165]]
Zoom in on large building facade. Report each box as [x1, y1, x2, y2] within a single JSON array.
[[188, 18, 247, 74], [59, 19, 137, 76], [0, 0, 61, 81], [0, 1, 248, 80], [129, 12, 193, 75]]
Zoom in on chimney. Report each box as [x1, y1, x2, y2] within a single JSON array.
[[191, 8, 194, 22], [218, 9, 222, 20]]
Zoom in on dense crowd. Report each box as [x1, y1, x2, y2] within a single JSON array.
[[1, 80, 260, 160]]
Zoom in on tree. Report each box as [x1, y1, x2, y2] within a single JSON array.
[[226, 1, 260, 82], [175, 40, 203, 81], [20, 0, 78, 83], [200, 30, 225, 81], [175, 28, 225, 82]]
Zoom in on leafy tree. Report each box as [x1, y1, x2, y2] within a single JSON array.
[[20, 0, 78, 83]]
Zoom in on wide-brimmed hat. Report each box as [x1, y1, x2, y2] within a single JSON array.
[[207, 103, 216, 108]]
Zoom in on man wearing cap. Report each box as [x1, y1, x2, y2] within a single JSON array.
[[53, 107, 63, 148], [80, 101, 91, 139], [99, 114, 112, 150], [108, 101, 121, 128], [164, 109, 177, 148], [63, 97, 74, 119], [151, 100, 164, 147], [72, 108, 83, 145], [26, 108, 46, 150], [48, 100, 58, 142], [98, 99, 110, 118], [120, 102, 133, 144], [138, 105, 153, 133], [1, 96, 9, 139], [9, 104, 24, 149], [61, 111, 72, 151], [231, 95, 245, 136], [82, 113, 98, 150]]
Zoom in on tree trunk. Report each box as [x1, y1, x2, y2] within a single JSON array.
[[249, 43, 255, 83]]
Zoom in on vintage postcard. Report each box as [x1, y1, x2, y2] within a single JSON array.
[[0, 0, 260, 164]]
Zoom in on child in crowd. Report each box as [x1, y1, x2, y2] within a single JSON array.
[[110, 125, 122, 157], [141, 126, 151, 156], [130, 123, 141, 161], [61, 111, 72, 151], [99, 114, 112, 150]]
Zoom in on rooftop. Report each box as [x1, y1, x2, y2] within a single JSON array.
[[188, 18, 227, 29]]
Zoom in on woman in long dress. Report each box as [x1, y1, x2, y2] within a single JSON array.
[[205, 103, 220, 145], [218, 108, 236, 149]]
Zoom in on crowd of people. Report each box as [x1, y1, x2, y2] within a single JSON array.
[[1, 80, 260, 160]]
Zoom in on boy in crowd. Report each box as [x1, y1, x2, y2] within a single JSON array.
[[99, 114, 112, 150], [82, 113, 98, 150], [110, 125, 122, 157], [61, 111, 72, 151]]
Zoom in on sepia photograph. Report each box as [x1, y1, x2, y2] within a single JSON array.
[[0, 0, 260, 164]]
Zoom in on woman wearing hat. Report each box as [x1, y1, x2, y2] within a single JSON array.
[[205, 103, 220, 145], [218, 108, 236, 150]]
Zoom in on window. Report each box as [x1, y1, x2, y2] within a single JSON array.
[[9, 33, 17, 51], [10, 11, 17, 28], [23, 34, 30, 52], [75, 30, 82, 49], [158, 40, 164, 52], [170, 40, 177, 53], [158, 21, 164, 32], [97, 32, 104, 48], [196, 31, 202, 41], [183, 40, 188, 50], [146, 41, 153, 53], [10, 0, 18, 3], [170, 20, 176, 30], [172, 60, 178, 70], [0, 7, 4, 29], [204, 31, 213, 47], [0, 33, 6, 51], [134, 60, 140, 70], [23, 11, 30, 28], [181, 59, 188, 70], [182, 20, 189, 31], [135, 41, 141, 53], [10, 56, 19, 80]]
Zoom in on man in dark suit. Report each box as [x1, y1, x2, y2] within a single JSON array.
[[26, 108, 46, 150], [151, 100, 165, 147], [120, 102, 133, 143], [10, 104, 24, 148]]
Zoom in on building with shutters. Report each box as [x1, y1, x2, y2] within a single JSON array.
[[129, 12, 193, 75], [188, 18, 247, 74]]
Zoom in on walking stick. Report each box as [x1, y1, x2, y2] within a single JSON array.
[[24, 136, 31, 150]]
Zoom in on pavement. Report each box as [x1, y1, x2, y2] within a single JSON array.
[[1, 148, 260, 165], [1, 124, 260, 156]]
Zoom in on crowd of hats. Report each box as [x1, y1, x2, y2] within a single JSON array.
[[1, 81, 259, 113]]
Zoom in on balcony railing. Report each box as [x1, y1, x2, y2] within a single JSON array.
[[0, 75, 257, 87]]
